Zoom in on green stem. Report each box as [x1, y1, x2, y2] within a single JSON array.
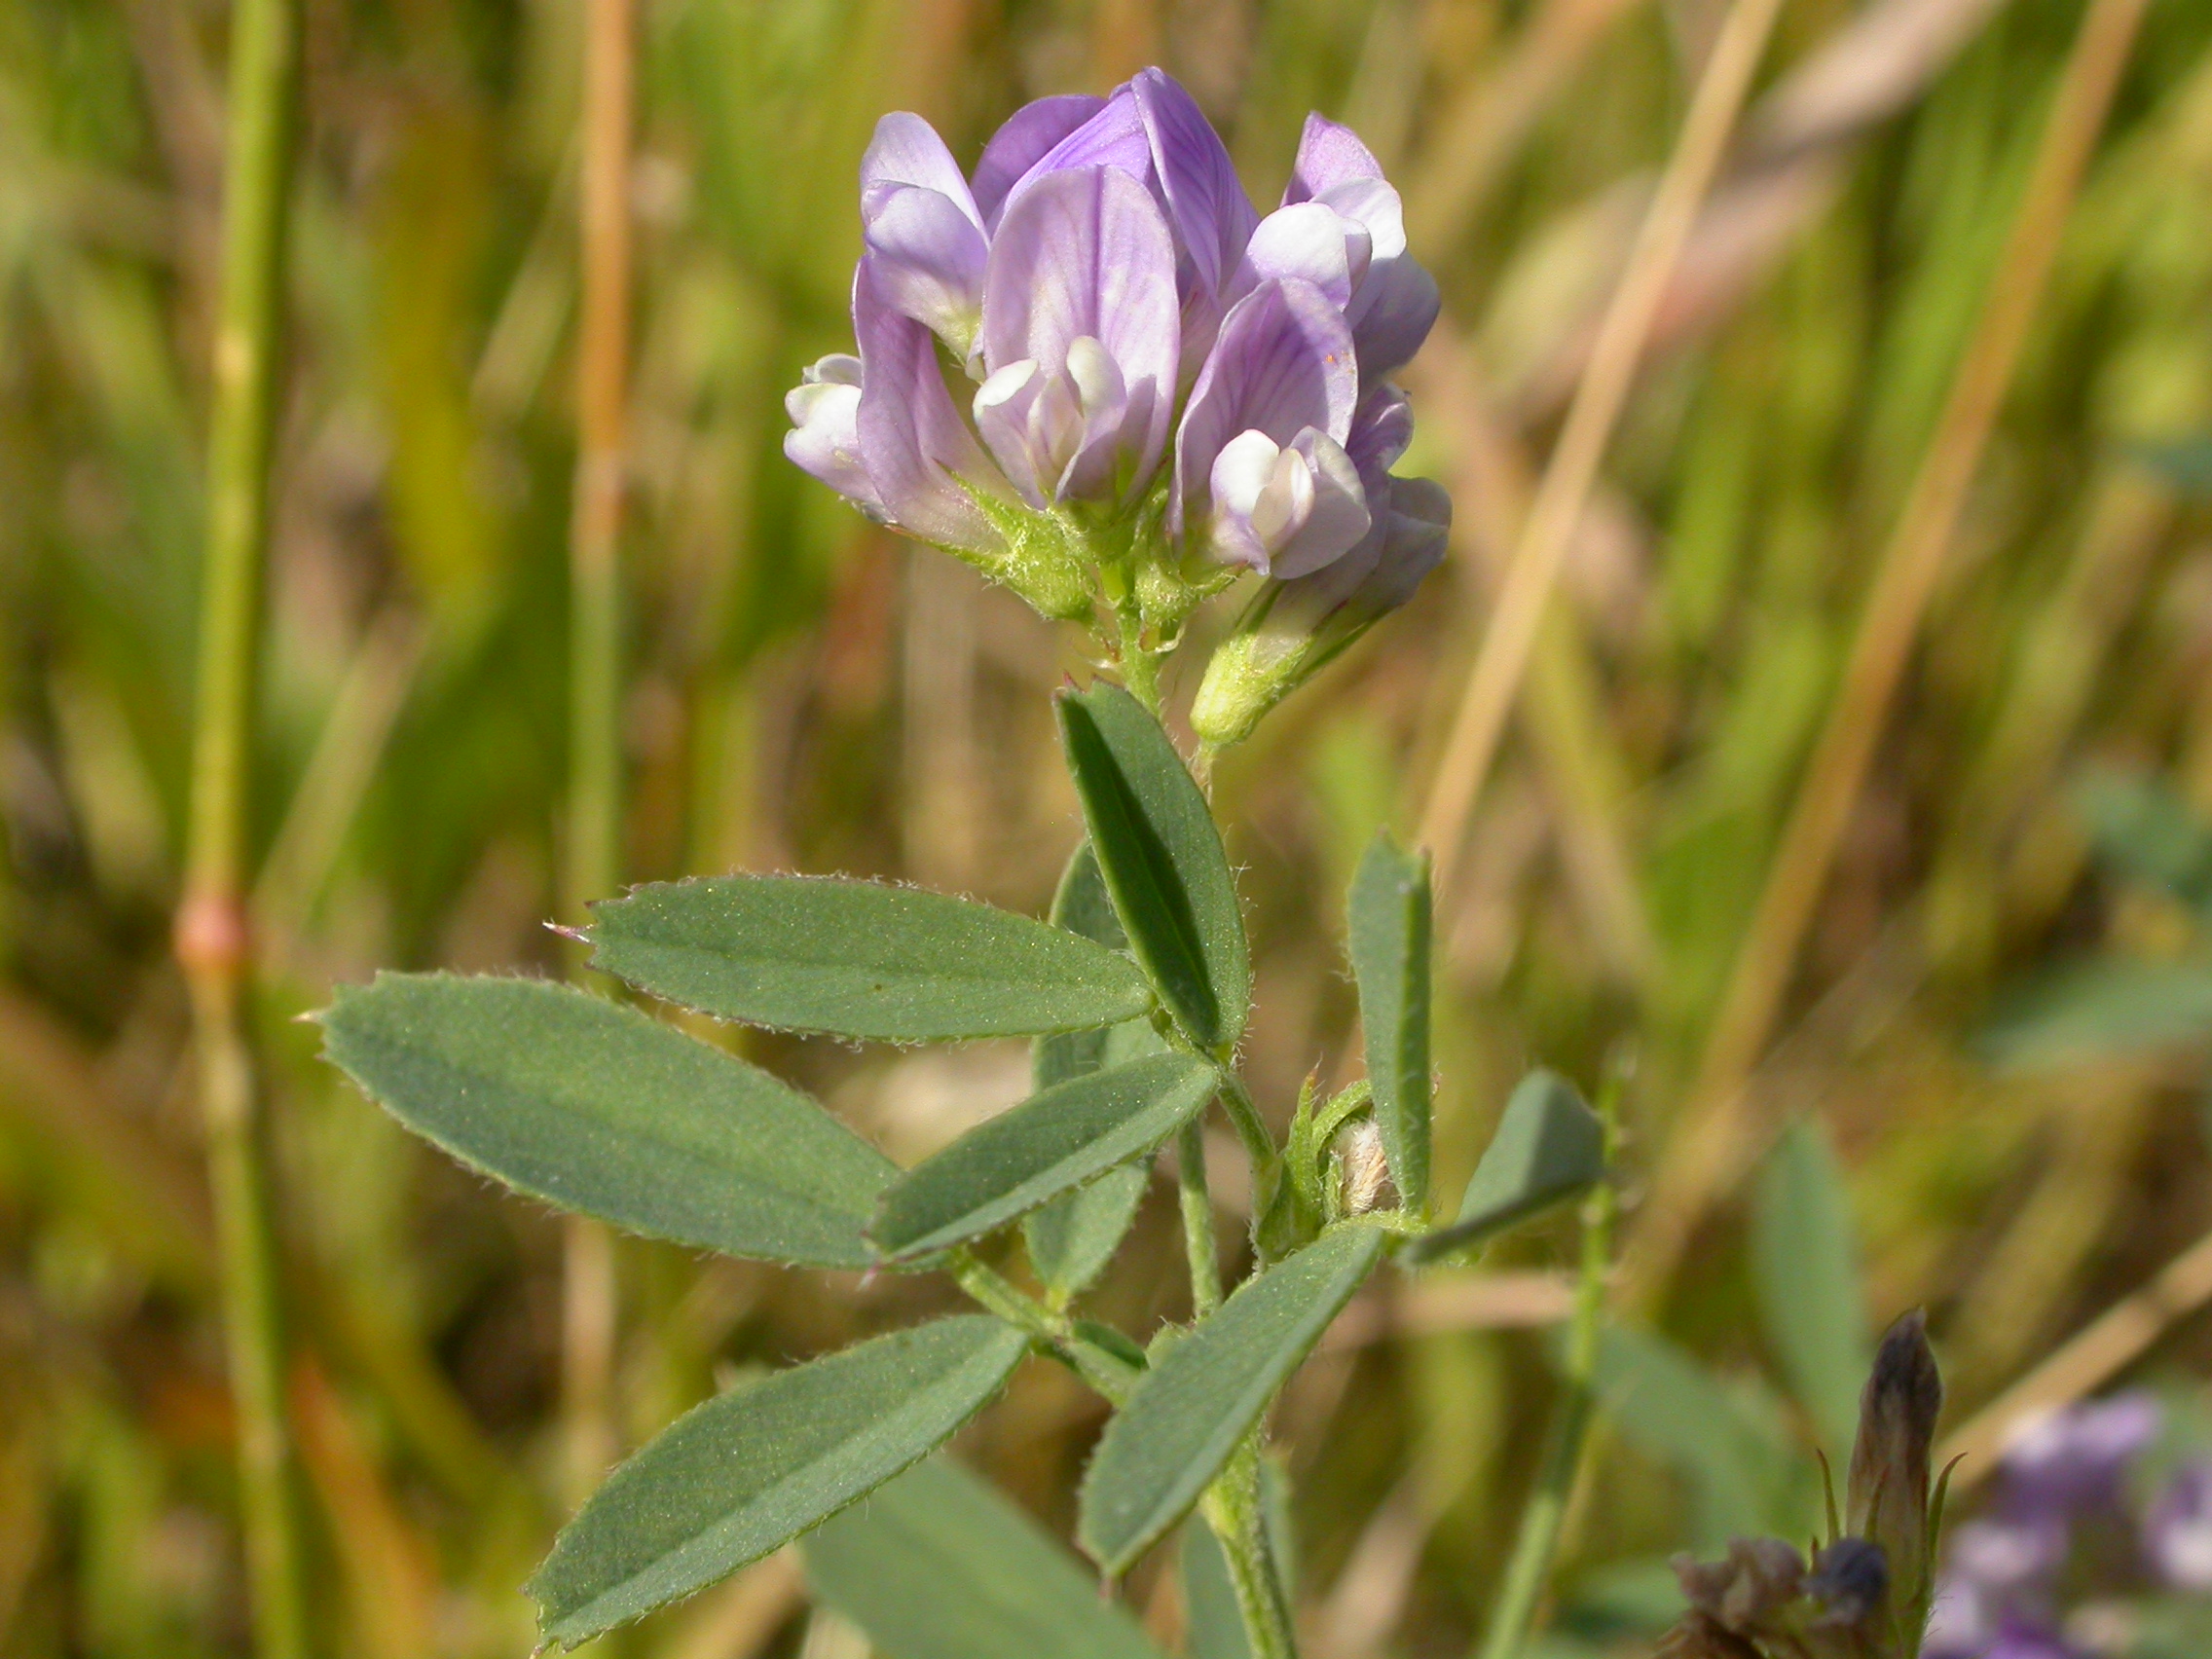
[[1111, 595, 1162, 716], [176, 0, 307, 1654], [1473, 1098, 1619, 1659], [1176, 1119, 1223, 1316], [950, 1254, 1135, 1402], [1200, 1439, 1299, 1659]]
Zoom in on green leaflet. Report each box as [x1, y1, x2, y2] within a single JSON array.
[[804, 1458, 1166, 1659], [1078, 1226, 1383, 1574], [1028, 841, 1167, 1298], [1347, 829, 1433, 1210], [318, 974, 894, 1268], [871, 1053, 1220, 1263], [588, 873, 1154, 1041], [1751, 1120, 1869, 1463], [1982, 955, 2212, 1071], [1403, 1070, 1604, 1266], [530, 1317, 1029, 1646], [1056, 683, 1250, 1051]]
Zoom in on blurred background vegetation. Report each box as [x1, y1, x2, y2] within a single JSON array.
[[7, 0, 2212, 1654]]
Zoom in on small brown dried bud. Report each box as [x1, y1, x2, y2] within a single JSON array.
[[1674, 1537, 1807, 1635]]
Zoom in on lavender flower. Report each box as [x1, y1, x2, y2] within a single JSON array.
[[2001, 1394, 2159, 1516], [2146, 1458, 2212, 1591], [783, 69, 1447, 705], [1922, 1393, 2165, 1659]]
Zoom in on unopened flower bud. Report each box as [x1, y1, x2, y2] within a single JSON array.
[[1336, 1118, 1392, 1216], [1848, 1310, 1944, 1616]]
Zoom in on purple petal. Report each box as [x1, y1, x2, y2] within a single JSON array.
[[783, 354, 884, 515], [1314, 175, 1406, 256], [862, 113, 983, 231], [1227, 202, 1372, 312], [1346, 384, 1414, 487], [1204, 426, 1369, 576], [2148, 1459, 2212, 1590], [852, 259, 1009, 554], [1172, 277, 1359, 535], [1272, 431, 1372, 579], [1004, 86, 1153, 205], [2001, 1394, 2160, 1516], [972, 94, 1106, 229], [862, 183, 990, 352], [1364, 475, 1451, 608], [1283, 112, 1385, 205], [981, 166, 1180, 501], [1348, 257, 1441, 377], [1130, 68, 1259, 300]]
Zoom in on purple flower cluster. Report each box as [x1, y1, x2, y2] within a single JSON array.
[[784, 70, 1448, 642], [1924, 1393, 2212, 1659]]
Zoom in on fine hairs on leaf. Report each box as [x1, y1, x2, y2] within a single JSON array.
[[589, 873, 1156, 1041], [1404, 1070, 1604, 1265], [1347, 829, 1434, 1212], [1056, 682, 1251, 1052], [530, 1317, 1029, 1646], [318, 974, 897, 1268], [1079, 1226, 1385, 1575]]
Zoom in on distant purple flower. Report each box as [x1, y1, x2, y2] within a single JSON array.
[[784, 68, 1445, 630], [2001, 1394, 2160, 1517], [2147, 1458, 2212, 1591]]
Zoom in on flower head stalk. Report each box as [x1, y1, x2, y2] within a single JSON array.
[[783, 70, 1450, 737]]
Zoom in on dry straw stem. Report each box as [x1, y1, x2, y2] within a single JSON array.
[[562, 0, 636, 1512], [1940, 1220, 2212, 1493], [1415, 0, 1793, 896], [1406, 323, 1658, 990], [1623, 0, 2156, 1314]]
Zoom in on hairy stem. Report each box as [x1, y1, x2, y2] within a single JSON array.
[[1176, 1119, 1223, 1317], [1201, 1438, 1299, 1659], [1475, 1094, 1619, 1659], [176, 0, 307, 1652]]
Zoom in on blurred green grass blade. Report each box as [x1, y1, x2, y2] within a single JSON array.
[[1347, 829, 1434, 1210], [1180, 1521, 1252, 1659], [804, 1457, 1167, 1659], [1056, 683, 1250, 1051], [588, 873, 1155, 1040], [870, 1053, 1219, 1263], [1751, 1120, 1869, 1460], [1594, 1325, 1794, 1546], [2132, 433, 2212, 498], [531, 1317, 1028, 1646], [1983, 956, 2212, 1070], [1029, 842, 1167, 1299], [318, 973, 895, 1267], [1078, 1226, 1383, 1574], [2074, 764, 2212, 913], [1405, 1071, 1603, 1264]]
